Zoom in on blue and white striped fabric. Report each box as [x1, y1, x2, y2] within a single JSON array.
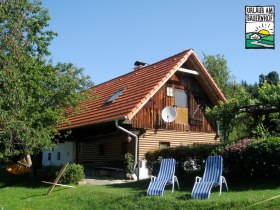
[[147, 158, 176, 196], [191, 156, 226, 199], [191, 182, 213, 199], [147, 180, 168, 196], [202, 156, 222, 185], [156, 158, 176, 183]]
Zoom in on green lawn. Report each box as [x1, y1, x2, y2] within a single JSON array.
[[1, 169, 280, 210]]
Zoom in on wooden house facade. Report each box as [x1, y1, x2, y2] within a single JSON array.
[[45, 49, 226, 178]]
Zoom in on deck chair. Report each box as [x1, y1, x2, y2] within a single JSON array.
[[191, 155, 228, 199], [147, 158, 180, 196]]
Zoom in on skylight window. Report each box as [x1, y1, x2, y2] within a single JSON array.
[[104, 88, 125, 105]]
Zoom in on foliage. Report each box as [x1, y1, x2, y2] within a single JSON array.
[[40, 163, 85, 184], [228, 113, 251, 142], [0, 0, 93, 162], [124, 153, 134, 174], [241, 80, 259, 99], [202, 53, 235, 98], [258, 81, 280, 110], [259, 71, 279, 86], [223, 138, 254, 174], [207, 81, 280, 141], [40, 165, 61, 181], [223, 137, 280, 177], [145, 144, 220, 175], [60, 163, 85, 184], [206, 87, 253, 142]]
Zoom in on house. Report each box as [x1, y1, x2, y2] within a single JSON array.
[[42, 49, 226, 179]]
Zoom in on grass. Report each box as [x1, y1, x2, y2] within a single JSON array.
[[1, 169, 280, 210]]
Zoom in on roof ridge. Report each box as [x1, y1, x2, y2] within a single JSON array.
[[91, 49, 192, 89]]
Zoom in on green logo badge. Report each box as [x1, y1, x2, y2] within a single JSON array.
[[245, 6, 275, 49]]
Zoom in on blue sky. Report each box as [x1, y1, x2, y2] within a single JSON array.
[[42, 0, 280, 85]]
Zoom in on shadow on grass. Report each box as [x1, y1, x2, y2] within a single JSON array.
[[2, 166, 280, 193], [108, 171, 280, 194], [0, 168, 48, 189], [223, 172, 280, 192], [176, 193, 192, 200], [21, 186, 74, 200]]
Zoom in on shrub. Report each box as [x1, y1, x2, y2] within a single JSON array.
[[222, 138, 254, 175], [223, 137, 280, 177], [245, 137, 280, 176], [145, 144, 220, 176], [59, 163, 85, 184], [124, 153, 134, 174]]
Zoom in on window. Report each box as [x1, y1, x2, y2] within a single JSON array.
[[121, 142, 128, 155], [175, 89, 188, 124], [104, 88, 125, 105], [175, 89, 187, 107], [57, 152, 61, 161], [99, 144, 105, 156], [159, 142, 170, 148], [167, 87, 174, 97], [48, 153, 51, 161]]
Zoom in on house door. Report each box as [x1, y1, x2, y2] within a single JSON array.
[[174, 89, 188, 124]]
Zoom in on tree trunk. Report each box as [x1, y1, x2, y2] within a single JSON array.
[[26, 154, 32, 167], [26, 154, 35, 179]]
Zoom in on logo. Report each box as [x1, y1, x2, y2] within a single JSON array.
[[245, 6, 275, 49]]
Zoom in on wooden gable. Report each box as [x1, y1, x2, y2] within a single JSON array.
[[131, 73, 216, 133]]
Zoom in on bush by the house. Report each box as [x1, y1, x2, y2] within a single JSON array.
[[145, 144, 220, 176], [223, 137, 280, 177], [59, 163, 85, 184], [124, 153, 134, 174], [222, 138, 253, 175]]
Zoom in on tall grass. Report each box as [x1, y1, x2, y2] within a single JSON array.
[[0, 169, 280, 209]]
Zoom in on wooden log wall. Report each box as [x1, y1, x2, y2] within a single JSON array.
[[76, 132, 135, 167], [138, 129, 219, 159], [132, 73, 216, 133]]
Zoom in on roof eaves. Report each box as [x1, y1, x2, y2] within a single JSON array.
[[57, 116, 128, 131]]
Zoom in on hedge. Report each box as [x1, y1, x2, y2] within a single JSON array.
[[145, 137, 280, 178], [145, 144, 220, 176], [223, 137, 280, 177]]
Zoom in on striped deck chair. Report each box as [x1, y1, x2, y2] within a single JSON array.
[[191, 155, 228, 199], [147, 158, 180, 196]]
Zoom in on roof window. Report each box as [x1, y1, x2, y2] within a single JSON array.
[[104, 88, 125, 105]]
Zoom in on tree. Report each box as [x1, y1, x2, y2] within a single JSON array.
[[206, 87, 253, 143], [0, 0, 93, 165], [202, 53, 235, 98], [259, 71, 279, 86], [207, 81, 280, 142], [241, 80, 259, 99]]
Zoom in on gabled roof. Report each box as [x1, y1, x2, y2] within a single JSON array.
[[58, 49, 226, 130]]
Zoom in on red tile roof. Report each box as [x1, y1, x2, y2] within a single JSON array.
[[58, 49, 226, 130]]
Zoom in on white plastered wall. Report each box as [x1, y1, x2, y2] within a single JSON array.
[[42, 141, 76, 166]]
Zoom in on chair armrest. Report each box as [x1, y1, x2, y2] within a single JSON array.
[[195, 176, 202, 182]]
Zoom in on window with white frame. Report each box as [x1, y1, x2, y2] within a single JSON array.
[[167, 87, 174, 97]]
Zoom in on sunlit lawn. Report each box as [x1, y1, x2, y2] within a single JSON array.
[[1, 169, 280, 210]]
